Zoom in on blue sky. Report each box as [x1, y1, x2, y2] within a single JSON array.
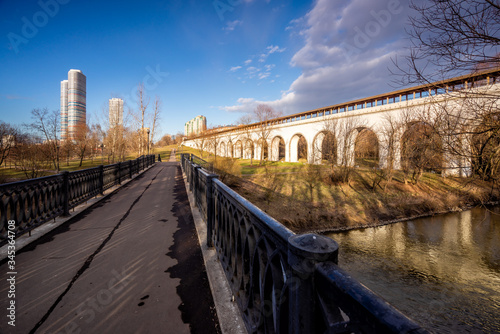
[[0, 0, 416, 140]]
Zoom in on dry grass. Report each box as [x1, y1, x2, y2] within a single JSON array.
[[177, 146, 499, 232], [229, 166, 499, 233]]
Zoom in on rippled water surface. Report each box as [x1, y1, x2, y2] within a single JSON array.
[[327, 207, 500, 333]]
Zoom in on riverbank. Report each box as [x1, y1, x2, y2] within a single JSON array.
[[222, 164, 500, 233]]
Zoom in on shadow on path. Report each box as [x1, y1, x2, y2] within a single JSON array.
[[166, 165, 221, 334]]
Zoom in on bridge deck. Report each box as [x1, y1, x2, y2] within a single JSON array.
[[0, 158, 220, 333]]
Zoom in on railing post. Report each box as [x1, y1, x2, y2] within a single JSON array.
[[129, 160, 132, 179], [191, 165, 200, 192], [205, 174, 218, 247], [287, 234, 338, 334], [62, 171, 70, 216], [117, 162, 122, 184], [99, 165, 104, 195]]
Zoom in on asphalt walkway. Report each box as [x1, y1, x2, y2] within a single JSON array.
[[0, 158, 221, 333]]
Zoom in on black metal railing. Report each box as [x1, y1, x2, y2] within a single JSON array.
[[0, 155, 156, 246], [181, 153, 428, 334]]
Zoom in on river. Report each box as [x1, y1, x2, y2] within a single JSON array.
[[327, 206, 500, 333]]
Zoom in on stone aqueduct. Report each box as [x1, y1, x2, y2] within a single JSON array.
[[183, 69, 500, 177]]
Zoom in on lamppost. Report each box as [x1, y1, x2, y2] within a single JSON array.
[[147, 129, 150, 155], [99, 144, 105, 163], [56, 144, 60, 172]]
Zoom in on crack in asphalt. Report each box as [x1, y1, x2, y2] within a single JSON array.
[[29, 167, 164, 334]]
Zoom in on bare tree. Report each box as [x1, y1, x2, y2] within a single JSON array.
[[135, 83, 149, 156], [377, 114, 406, 190], [237, 115, 255, 165], [194, 136, 208, 159], [60, 139, 73, 166], [29, 108, 60, 171], [395, 107, 443, 184], [205, 127, 225, 162], [174, 132, 185, 145], [0, 121, 18, 167], [88, 124, 103, 163], [13, 134, 52, 179], [253, 104, 281, 165], [399, 0, 500, 84], [106, 124, 125, 163], [320, 115, 366, 184], [149, 95, 161, 154], [158, 134, 174, 147], [397, 0, 500, 183], [73, 123, 89, 167]]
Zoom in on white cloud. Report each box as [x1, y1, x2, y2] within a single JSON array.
[[223, 20, 243, 31], [259, 72, 270, 80], [267, 45, 286, 54], [264, 64, 275, 71], [229, 46, 285, 83], [259, 44, 286, 62], [223, 0, 413, 115]]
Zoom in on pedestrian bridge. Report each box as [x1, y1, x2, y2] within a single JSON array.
[[184, 68, 500, 177], [0, 155, 221, 333]]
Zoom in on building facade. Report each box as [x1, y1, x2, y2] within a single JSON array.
[[109, 98, 124, 127], [60, 80, 68, 141], [61, 69, 86, 141], [184, 115, 207, 137]]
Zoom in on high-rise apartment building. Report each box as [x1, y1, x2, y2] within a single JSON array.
[[184, 115, 207, 136], [61, 69, 86, 141], [60, 80, 68, 141], [109, 98, 124, 127]]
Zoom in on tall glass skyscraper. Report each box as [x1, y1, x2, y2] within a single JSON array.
[[61, 69, 86, 141], [60, 80, 69, 141], [109, 98, 124, 127]]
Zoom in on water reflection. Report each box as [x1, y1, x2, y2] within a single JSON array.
[[327, 207, 500, 333]]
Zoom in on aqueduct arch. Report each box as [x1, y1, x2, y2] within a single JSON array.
[[401, 122, 443, 173], [234, 140, 243, 158], [312, 131, 336, 165], [354, 128, 380, 168], [244, 139, 254, 160], [289, 134, 308, 163], [220, 142, 227, 157], [270, 136, 286, 161]]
